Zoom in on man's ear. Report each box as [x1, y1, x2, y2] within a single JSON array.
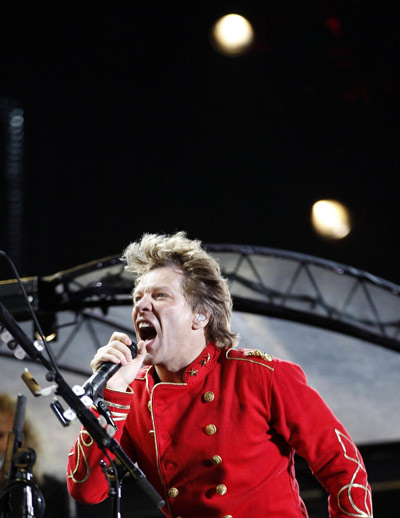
[[192, 312, 209, 329]]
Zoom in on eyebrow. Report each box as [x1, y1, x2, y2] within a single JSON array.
[[132, 284, 172, 298]]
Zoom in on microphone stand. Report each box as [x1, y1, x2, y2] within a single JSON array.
[[0, 394, 45, 518], [0, 301, 165, 518]]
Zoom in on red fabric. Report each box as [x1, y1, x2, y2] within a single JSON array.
[[67, 342, 373, 518]]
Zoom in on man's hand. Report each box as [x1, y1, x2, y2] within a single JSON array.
[[90, 332, 147, 392]]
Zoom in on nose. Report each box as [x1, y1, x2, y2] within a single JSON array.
[[134, 293, 153, 314]]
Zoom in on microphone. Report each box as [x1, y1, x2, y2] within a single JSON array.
[[80, 342, 138, 401]]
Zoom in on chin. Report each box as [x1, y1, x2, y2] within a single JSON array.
[[142, 353, 156, 366]]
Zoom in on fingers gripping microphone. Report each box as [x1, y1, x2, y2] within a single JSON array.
[[81, 342, 138, 401]]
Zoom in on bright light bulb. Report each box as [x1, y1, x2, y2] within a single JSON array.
[[311, 200, 351, 239], [212, 14, 254, 56]]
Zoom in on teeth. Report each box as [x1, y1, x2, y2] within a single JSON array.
[[137, 320, 156, 342], [138, 321, 152, 328]]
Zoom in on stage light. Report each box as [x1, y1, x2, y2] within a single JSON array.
[[34, 312, 58, 342], [311, 199, 351, 240], [211, 14, 254, 56]]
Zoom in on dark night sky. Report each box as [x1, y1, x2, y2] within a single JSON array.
[[1, 2, 400, 284]]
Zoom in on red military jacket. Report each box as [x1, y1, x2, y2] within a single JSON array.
[[67, 342, 373, 518]]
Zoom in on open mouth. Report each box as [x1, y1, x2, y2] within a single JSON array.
[[137, 321, 157, 342]]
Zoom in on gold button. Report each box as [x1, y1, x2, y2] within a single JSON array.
[[216, 484, 227, 495], [147, 401, 152, 411], [203, 391, 215, 402], [167, 487, 179, 498], [205, 424, 217, 435], [211, 455, 222, 465], [223, 515, 233, 518]]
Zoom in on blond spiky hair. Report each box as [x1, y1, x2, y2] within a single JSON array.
[[122, 231, 238, 349]]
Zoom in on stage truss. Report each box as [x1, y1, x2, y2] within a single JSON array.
[[1, 244, 400, 376]]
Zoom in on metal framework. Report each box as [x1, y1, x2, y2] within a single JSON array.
[[1, 244, 400, 375], [206, 244, 400, 353]]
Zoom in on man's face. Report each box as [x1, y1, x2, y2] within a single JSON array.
[[132, 266, 202, 372]]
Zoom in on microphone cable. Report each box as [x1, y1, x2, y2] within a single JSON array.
[[0, 250, 61, 377]]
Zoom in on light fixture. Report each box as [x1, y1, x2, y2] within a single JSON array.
[[34, 312, 58, 342], [311, 199, 351, 240], [211, 14, 254, 56]]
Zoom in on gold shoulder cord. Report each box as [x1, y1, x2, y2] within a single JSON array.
[[226, 348, 274, 371], [244, 349, 273, 361]]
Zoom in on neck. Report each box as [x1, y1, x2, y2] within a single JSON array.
[[155, 339, 208, 383], [155, 365, 185, 383]]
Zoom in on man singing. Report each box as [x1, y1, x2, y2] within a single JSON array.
[[67, 231, 373, 517]]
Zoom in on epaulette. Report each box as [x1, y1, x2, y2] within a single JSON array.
[[226, 347, 274, 370], [243, 348, 273, 362]]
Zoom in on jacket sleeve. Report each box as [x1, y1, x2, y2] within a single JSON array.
[[269, 359, 373, 518], [66, 387, 135, 504]]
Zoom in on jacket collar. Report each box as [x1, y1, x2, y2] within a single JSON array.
[[143, 341, 221, 389], [182, 341, 220, 384]]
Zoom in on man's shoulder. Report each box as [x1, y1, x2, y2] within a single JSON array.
[[223, 347, 276, 370]]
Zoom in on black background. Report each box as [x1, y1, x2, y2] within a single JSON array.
[[1, 2, 399, 283]]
